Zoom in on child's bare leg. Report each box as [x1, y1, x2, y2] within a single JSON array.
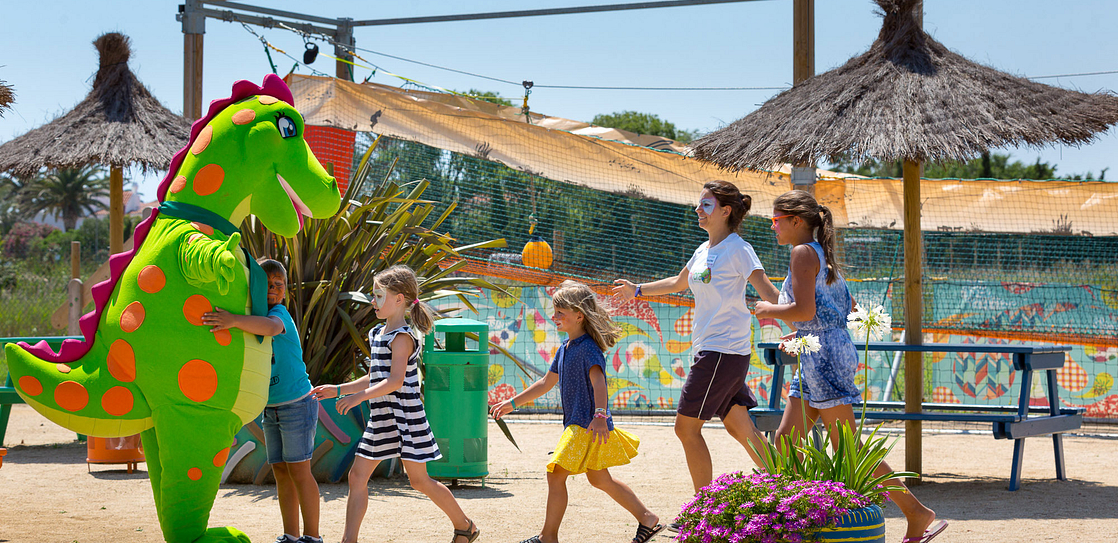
[[540, 466, 571, 543], [819, 405, 937, 540], [673, 414, 713, 492], [400, 460, 474, 541], [585, 468, 659, 530], [774, 396, 820, 447], [272, 462, 300, 538], [341, 456, 380, 543], [721, 405, 768, 468], [287, 459, 321, 538]]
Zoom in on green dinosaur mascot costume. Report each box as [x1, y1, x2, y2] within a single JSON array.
[[5, 74, 341, 543]]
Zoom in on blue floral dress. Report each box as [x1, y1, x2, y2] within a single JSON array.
[[779, 242, 862, 409]]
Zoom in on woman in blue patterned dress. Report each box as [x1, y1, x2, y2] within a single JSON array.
[[755, 190, 946, 543]]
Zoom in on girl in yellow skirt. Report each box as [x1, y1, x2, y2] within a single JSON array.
[[491, 280, 664, 543]]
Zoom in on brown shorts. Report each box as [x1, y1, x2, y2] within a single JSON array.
[[677, 351, 758, 421]]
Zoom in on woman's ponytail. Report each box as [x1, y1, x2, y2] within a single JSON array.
[[817, 205, 839, 285]]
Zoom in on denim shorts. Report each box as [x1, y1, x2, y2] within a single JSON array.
[[261, 393, 319, 464]]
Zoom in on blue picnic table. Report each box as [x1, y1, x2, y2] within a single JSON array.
[[752, 341, 1084, 491]]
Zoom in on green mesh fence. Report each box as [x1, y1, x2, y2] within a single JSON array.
[[315, 130, 1118, 420]]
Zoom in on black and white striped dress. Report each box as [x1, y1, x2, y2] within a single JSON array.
[[355, 324, 442, 463]]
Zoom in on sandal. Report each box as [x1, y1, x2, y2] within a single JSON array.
[[901, 520, 948, 543], [452, 519, 480, 543], [517, 537, 543, 543], [633, 522, 664, 543]]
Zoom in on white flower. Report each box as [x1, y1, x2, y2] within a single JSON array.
[[781, 334, 822, 356], [847, 304, 893, 342]]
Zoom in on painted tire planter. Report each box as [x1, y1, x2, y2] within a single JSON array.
[[814, 504, 886, 543], [221, 397, 398, 484]]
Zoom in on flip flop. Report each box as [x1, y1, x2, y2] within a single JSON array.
[[633, 522, 664, 543], [517, 537, 543, 543], [902, 520, 948, 543]]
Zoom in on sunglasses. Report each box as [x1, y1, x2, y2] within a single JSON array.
[[771, 214, 795, 226]]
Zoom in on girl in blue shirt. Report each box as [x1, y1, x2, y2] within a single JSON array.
[[491, 280, 664, 543]]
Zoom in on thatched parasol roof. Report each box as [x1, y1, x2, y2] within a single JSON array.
[[692, 0, 1118, 171], [0, 79, 13, 116], [0, 33, 190, 177]]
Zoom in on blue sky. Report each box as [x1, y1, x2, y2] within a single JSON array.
[[2, 0, 1115, 200]]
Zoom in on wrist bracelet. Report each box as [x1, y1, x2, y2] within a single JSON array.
[[634, 284, 643, 297], [593, 412, 609, 419], [510, 398, 518, 410]]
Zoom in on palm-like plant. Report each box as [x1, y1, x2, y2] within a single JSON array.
[[19, 165, 109, 231], [240, 143, 521, 386]]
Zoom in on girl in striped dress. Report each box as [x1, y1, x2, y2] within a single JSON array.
[[311, 265, 479, 543]]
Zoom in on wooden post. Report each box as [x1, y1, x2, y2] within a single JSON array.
[[70, 241, 81, 279], [335, 19, 355, 82], [184, 33, 204, 121], [68, 241, 83, 335], [792, 0, 816, 194], [109, 166, 124, 255], [903, 159, 923, 479], [181, 0, 205, 121]]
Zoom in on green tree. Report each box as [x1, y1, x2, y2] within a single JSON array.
[[0, 173, 26, 235], [19, 165, 110, 231], [461, 89, 513, 107], [592, 111, 701, 143], [828, 152, 1106, 180]]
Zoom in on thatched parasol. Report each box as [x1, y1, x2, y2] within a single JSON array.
[[692, 0, 1118, 477], [0, 32, 190, 254], [0, 80, 13, 116]]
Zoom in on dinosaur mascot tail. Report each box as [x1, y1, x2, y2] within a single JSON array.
[[6, 74, 341, 543]]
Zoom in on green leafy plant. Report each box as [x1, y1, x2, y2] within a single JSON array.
[[239, 142, 525, 386]]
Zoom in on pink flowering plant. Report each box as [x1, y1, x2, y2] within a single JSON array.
[[675, 472, 874, 543]]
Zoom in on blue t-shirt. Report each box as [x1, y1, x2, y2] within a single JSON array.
[[266, 304, 312, 406], [548, 333, 614, 431]]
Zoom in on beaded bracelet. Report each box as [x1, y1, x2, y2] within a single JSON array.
[[593, 412, 609, 419]]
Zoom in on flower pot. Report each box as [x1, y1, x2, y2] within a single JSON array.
[[814, 504, 885, 543]]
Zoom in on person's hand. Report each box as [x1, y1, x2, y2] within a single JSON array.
[[778, 332, 798, 354], [489, 400, 514, 420], [311, 384, 339, 401], [202, 307, 237, 332], [336, 394, 362, 415], [612, 279, 637, 302], [754, 301, 776, 318], [589, 416, 610, 444]]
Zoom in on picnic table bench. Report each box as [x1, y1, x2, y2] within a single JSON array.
[[1, 336, 83, 446], [751, 341, 1084, 491]]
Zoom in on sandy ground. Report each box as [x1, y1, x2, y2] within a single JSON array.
[[0, 404, 1115, 543]]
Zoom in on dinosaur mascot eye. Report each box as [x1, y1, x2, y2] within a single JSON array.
[[275, 114, 298, 139]]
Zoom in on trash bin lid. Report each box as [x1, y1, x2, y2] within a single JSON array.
[[432, 317, 488, 334]]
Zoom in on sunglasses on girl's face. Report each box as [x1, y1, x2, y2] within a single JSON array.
[[771, 214, 795, 226]]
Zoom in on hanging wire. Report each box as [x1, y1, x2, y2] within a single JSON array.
[[260, 19, 1116, 95]]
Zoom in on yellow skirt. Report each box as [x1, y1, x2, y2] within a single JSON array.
[[547, 424, 640, 474]]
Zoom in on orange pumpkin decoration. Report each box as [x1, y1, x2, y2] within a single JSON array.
[[522, 235, 553, 269]]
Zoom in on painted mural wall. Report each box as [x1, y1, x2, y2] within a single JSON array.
[[430, 284, 1118, 421]]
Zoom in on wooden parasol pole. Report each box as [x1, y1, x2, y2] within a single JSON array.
[[791, 0, 816, 194], [110, 165, 124, 255], [902, 159, 923, 480]]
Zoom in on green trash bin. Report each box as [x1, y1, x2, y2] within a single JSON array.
[[423, 318, 489, 480]]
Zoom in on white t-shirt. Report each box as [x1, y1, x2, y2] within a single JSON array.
[[685, 233, 764, 357]]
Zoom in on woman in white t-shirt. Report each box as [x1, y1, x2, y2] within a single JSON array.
[[614, 180, 779, 500]]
